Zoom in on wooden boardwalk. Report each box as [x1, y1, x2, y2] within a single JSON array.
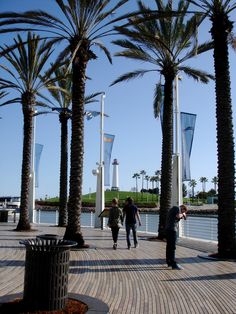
[[0, 222, 235, 313]]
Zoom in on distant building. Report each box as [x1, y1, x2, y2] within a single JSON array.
[[0, 196, 20, 208], [111, 159, 119, 191]]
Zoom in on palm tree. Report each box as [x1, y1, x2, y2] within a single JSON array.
[[140, 170, 146, 198], [132, 173, 140, 193], [0, 0, 131, 246], [111, 0, 213, 238], [145, 175, 150, 190], [211, 176, 218, 193], [150, 176, 156, 200], [189, 179, 197, 201], [199, 176, 208, 193], [0, 32, 56, 231], [41, 65, 72, 227], [42, 66, 101, 227], [189, 0, 236, 258]]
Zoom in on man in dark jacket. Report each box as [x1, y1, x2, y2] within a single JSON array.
[[123, 197, 141, 249], [165, 205, 188, 269]]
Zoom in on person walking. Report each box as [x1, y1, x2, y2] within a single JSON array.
[[165, 204, 188, 270], [123, 197, 142, 249], [108, 198, 123, 250]]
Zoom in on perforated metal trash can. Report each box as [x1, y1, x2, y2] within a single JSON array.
[[20, 238, 77, 311], [0, 210, 9, 222]]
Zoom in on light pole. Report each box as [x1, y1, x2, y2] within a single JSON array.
[[171, 75, 183, 208], [29, 111, 37, 223], [94, 92, 106, 228]]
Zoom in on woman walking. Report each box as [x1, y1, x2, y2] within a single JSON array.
[[108, 198, 123, 250]]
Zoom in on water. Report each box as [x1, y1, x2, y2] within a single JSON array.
[[34, 210, 219, 242]]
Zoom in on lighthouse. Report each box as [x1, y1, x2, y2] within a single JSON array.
[[111, 159, 119, 191]]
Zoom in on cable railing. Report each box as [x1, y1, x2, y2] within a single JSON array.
[[8, 209, 236, 242], [31, 210, 224, 242]]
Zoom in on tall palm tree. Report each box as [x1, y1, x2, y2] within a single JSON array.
[[140, 170, 146, 197], [189, 179, 197, 200], [150, 176, 156, 200], [42, 65, 72, 227], [42, 66, 101, 227], [132, 173, 140, 193], [0, 0, 130, 246], [199, 176, 208, 193], [189, 0, 236, 259], [0, 32, 56, 231], [111, 0, 213, 238], [211, 176, 218, 193], [145, 175, 150, 190]]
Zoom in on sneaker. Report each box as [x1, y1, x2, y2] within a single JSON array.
[[166, 260, 172, 267], [113, 243, 117, 250], [127, 245, 131, 250], [134, 243, 139, 248], [172, 264, 183, 270]]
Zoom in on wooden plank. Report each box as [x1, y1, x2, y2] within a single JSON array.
[[0, 224, 235, 313]]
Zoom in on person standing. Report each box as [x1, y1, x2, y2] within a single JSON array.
[[123, 197, 142, 249], [108, 198, 123, 250], [165, 204, 188, 270]]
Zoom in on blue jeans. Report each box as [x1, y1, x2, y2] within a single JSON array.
[[126, 224, 138, 247]]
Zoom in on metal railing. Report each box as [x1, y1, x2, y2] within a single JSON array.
[[10, 210, 236, 243], [33, 210, 219, 241]]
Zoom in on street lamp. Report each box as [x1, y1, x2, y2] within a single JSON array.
[[94, 93, 106, 228], [29, 111, 37, 223], [171, 75, 183, 207]]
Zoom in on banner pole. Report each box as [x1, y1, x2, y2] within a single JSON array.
[[95, 93, 106, 228], [173, 75, 183, 208], [29, 112, 36, 224]]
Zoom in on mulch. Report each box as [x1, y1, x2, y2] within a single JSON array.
[[0, 298, 88, 314]]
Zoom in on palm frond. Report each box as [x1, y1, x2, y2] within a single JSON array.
[[180, 41, 214, 62], [0, 97, 20, 107], [110, 69, 156, 86], [153, 83, 164, 119], [93, 40, 112, 64], [180, 66, 214, 83], [35, 101, 53, 109], [84, 92, 102, 104], [0, 91, 8, 99]]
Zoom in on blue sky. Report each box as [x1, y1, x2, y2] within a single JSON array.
[[0, 0, 236, 199]]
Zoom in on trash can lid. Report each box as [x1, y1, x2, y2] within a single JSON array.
[[36, 234, 63, 240], [19, 238, 77, 250]]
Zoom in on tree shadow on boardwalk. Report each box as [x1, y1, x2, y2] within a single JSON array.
[[0, 260, 25, 267], [162, 272, 236, 281], [69, 257, 218, 267], [69, 256, 219, 274]]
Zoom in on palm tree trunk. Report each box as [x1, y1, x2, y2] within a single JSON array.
[[158, 74, 174, 239], [58, 112, 69, 227], [211, 15, 236, 258], [64, 42, 89, 247], [16, 93, 34, 231]]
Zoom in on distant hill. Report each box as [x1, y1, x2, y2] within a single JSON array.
[[40, 191, 158, 208]]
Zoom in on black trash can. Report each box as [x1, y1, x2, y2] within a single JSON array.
[[36, 233, 62, 241], [0, 210, 8, 222], [20, 238, 77, 312]]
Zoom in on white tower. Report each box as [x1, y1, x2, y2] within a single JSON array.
[[111, 159, 119, 191]]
